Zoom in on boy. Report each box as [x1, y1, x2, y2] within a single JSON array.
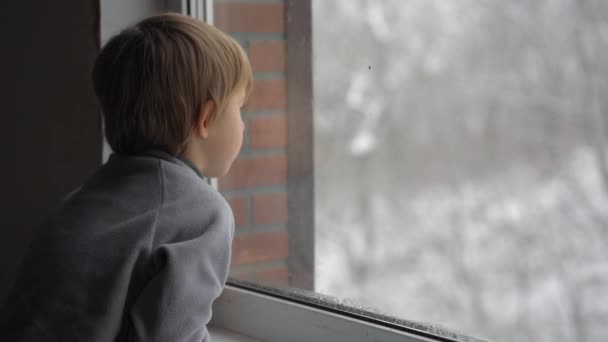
[[0, 13, 251, 341]]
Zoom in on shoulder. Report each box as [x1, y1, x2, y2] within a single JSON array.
[[155, 159, 234, 241], [158, 159, 230, 210]]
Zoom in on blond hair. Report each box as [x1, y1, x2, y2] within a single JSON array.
[[92, 13, 252, 155]]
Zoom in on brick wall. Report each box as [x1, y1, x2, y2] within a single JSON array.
[[214, 0, 292, 288]]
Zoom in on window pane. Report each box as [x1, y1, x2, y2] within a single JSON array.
[[219, 1, 608, 341]]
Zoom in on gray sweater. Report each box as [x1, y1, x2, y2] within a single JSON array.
[[0, 149, 234, 341]]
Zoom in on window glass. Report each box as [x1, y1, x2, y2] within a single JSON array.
[[219, 1, 608, 341]]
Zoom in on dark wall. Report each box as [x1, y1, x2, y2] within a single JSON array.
[[0, 1, 102, 305]]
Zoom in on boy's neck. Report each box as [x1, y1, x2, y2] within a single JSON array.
[[177, 155, 204, 179], [181, 146, 207, 177]]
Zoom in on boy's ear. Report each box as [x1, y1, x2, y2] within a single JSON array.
[[195, 100, 215, 139]]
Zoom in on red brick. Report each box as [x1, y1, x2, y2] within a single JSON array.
[[250, 41, 286, 73], [253, 192, 288, 225], [232, 230, 289, 266], [249, 115, 287, 149], [220, 155, 286, 190], [226, 196, 249, 228], [214, 3, 284, 33], [255, 266, 289, 287], [245, 79, 286, 111]]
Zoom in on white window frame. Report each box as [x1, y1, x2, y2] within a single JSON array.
[[180, 0, 219, 188], [210, 284, 465, 342], [180, 0, 214, 24]]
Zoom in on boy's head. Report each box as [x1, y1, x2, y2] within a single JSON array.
[[93, 13, 252, 176]]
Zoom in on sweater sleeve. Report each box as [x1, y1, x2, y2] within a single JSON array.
[[128, 211, 234, 342]]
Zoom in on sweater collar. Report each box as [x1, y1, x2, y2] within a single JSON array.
[[122, 148, 205, 179]]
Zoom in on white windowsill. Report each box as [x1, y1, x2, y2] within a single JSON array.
[[209, 284, 466, 342]]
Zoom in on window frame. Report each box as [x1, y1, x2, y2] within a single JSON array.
[[210, 284, 467, 342]]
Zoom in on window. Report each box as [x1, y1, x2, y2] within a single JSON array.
[[99, 0, 608, 341], [217, 1, 608, 342]]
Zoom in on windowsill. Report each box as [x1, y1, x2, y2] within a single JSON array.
[[210, 282, 486, 342]]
